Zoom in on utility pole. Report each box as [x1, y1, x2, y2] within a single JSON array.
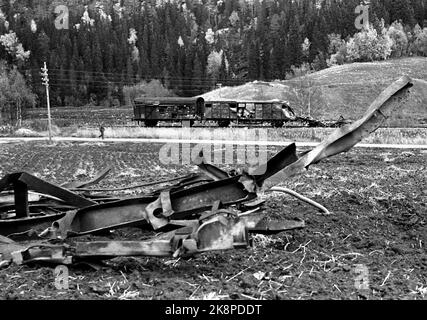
[[41, 62, 52, 142], [308, 81, 311, 118]]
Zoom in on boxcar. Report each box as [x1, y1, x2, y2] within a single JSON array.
[[133, 97, 205, 127]]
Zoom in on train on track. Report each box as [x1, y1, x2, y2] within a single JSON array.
[[132, 96, 300, 127]]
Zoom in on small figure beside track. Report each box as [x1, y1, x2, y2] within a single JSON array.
[[99, 125, 105, 140]]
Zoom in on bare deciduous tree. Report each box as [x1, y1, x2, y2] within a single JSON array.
[[0, 62, 36, 127]]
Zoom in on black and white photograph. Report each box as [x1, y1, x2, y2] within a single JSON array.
[[0, 0, 426, 306]]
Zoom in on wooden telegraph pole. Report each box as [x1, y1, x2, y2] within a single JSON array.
[[41, 62, 52, 142], [308, 81, 311, 118]]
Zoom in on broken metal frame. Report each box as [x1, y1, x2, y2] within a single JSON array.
[[0, 172, 98, 235], [10, 209, 256, 265], [46, 142, 299, 238], [0, 172, 97, 215], [0, 76, 414, 266]]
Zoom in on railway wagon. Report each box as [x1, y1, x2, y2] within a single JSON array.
[[204, 100, 297, 127], [133, 96, 296, 127], [133, 97, 205, 127]]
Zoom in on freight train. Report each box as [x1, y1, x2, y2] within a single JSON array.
[[132, 96, 297, 127]]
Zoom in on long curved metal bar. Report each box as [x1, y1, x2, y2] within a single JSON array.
[[277, 76, 413, 180], [53, 175, 257, 237]]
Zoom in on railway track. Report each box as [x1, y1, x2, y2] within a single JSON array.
[[76, 123, 427, 129]]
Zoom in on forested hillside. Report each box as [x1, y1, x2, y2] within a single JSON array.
[[0, 0, 426, 108]]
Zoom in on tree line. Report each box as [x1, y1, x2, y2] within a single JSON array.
[[0, 0, 426, 113]]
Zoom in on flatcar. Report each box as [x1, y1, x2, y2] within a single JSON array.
[[133, 96, 296, 127]]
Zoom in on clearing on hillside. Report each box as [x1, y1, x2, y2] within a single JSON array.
[[202, 58, 427, 126]]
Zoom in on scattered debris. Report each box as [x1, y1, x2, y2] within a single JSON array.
[[0, 76, 414, 269]]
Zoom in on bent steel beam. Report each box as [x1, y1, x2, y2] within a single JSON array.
[[35, 141, 297, 237], [53, 175, 257, 237], [17, 173, 97, 208], [0, 172, 96, 236], [0, 172, 96, 211], [11, 211, 253, 265], [277, 76, 413, 180], [0, 213, 66, 237]]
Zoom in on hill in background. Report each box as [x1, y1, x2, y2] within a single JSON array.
[[202, 58, 427, 126]]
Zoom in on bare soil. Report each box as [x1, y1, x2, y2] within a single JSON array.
[[0, 141, 425, 300]]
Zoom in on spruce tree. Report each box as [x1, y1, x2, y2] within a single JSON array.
[[287, 15, 302, 67]]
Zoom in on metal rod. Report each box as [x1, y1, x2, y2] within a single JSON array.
[[269, 186, 331, 215]]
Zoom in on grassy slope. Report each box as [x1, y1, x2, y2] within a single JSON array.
[[202, 57, 427, 126]]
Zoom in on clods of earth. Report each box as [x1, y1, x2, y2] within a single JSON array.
[[0, 141, 425, 300]]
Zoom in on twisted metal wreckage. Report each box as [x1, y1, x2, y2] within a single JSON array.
[[0, 76, 414, 268]]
